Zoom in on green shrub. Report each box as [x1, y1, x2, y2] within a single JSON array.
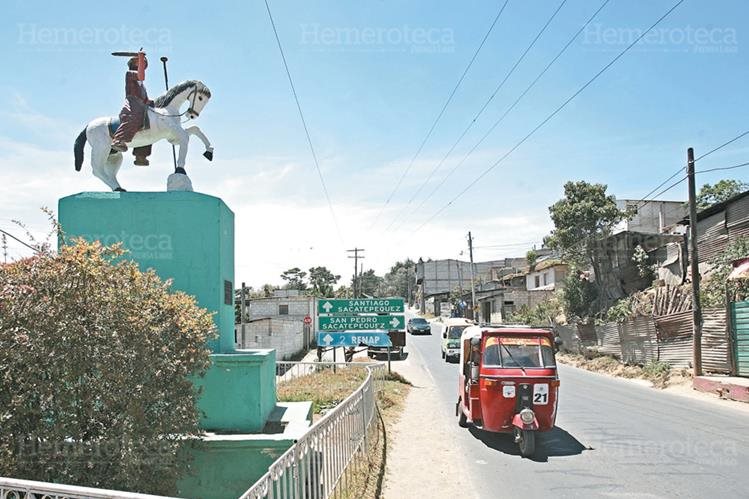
[[0, 239, 214, 494]]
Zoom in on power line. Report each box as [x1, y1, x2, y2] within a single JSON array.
[[412, 0, 686, 235], [369, 0, 511, 229], [695, 129, 749, 162], [264, 0, 344, 245], [635, 159, 749, 213], [473, 240, 543, 249], [635, 129, 749, 210], [387, 0, 570, 233], [0, 228, 40, 253], [698, 160, 749, 174], [390, 0, 610, 233]]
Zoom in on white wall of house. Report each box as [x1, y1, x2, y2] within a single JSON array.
[[613, 199, 687, 234], [236, 318, 305, 360], [526, 267, 560, 290], [247, 296, 315, 321]]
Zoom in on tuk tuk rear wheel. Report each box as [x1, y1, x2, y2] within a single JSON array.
[[518, 430, 536, 457], [457, 403, 468, 428]]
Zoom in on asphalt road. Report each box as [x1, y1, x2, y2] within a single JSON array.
[[402, 311, 749, 498]]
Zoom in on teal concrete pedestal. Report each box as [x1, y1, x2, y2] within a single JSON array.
[[59, 191, 235, 353], [195, 350, 277, 433], [59, 192, 308, 498]]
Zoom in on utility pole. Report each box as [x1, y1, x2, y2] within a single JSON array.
[[347, 248, 365, 298], [687, 147, 703, 377], [468, 231, 478, 323], [360, 263, 364, 297], [407, 263, 412, 307]]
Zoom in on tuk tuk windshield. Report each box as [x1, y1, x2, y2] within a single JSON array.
[[447, 325, 468, 339], [482, 336, 556, 368]]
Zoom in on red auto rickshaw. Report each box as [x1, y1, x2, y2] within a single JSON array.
[[456, 325, 560, 457]]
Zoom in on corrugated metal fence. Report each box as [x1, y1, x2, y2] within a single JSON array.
[[562, 308, 730, 373]]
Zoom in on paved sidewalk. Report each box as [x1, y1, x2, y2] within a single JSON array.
[[382, 340, 477, 499], [694, 375, 749, 403]]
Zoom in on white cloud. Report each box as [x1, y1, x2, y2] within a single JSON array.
[[0, 104, 551, 289]]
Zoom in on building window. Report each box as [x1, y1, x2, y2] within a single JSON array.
[[279, 304, 289, 315], [543, 273, 548, 286], [534, 275, 540, 288]]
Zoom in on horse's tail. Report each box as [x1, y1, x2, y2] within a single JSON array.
[[74, 126, 87, 172]]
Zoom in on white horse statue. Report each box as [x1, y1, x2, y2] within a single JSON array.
[[73, 80, 213, 191]]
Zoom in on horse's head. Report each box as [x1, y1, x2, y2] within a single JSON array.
[[187, 81, 212, 119], [154, 80, 212, 119]]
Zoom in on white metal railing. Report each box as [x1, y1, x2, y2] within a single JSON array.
[[242, 361, 385, 499], [0, 477, 175, 499]]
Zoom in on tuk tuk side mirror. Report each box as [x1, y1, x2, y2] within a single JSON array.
[[442, 329, 447, 339], [470, 363, 479, 383]]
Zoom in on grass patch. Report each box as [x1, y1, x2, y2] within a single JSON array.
[[277, 366, 367, 414], [275, 365, 412, 499]]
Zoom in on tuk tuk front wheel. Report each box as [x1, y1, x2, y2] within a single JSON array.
[[518, 429, 536, 457]]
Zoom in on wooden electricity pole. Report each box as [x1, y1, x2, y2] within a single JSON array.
[[347, 248, 365, 298], [468, 231, 478, 322], [687, 147, 703, 377]]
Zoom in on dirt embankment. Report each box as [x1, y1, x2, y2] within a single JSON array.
[[556, 351, 691, 389]]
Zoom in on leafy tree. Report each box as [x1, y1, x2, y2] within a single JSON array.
[[280, 267, 308, 291], [0, 239, 213, 495], [526, 249, 538, 269], [696, 179, 748, 210], [254, 283, 278, 298], [545, 181, 629, 312], [632, 244, 655, 281], [701, 236, 749, 307], [308, 266, 340, 297], [380, 259, 415, 302], [561, 268, 599, 320], [356, 269, 385, 297], [509, 295, 563, 326]]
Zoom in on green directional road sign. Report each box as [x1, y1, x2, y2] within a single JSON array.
[[318, 314, 405, 331], [317, 298, 405, 315]]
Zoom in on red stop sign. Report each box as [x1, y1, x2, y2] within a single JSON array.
[[303, 315, 312, 325]]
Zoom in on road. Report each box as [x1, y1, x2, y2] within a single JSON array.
[[398, 310, 749, 498]]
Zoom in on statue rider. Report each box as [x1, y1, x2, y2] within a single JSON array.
[[111, 54, 153, 166]]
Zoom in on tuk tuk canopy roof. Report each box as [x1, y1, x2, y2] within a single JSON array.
[[458, 325, 555, 369]]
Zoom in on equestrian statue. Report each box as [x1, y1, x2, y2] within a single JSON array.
[[73, 51, 213, 191]]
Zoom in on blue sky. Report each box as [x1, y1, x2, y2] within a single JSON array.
[[1, 0, 748, 286]]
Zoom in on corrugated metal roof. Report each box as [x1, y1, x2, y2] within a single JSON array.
[[681, 189, 749, 224], [726, 195, 749, 227]]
